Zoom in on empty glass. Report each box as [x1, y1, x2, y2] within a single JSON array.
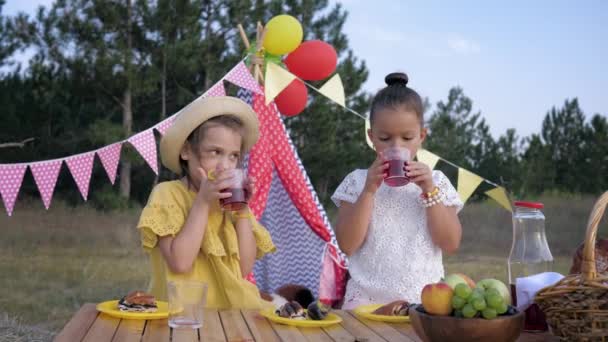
[[167, 280, 207, 329]]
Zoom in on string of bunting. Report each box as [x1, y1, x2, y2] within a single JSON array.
[[0, 58, 511, 217]]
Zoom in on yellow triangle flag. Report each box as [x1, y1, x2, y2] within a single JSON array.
[[457, 168, 484, 203], [365, 118, 374, 150], [485, 186, 513, 212], [318, 74, 345, 107], [416, 149, 440, 170], [264, 62, 296, 105]]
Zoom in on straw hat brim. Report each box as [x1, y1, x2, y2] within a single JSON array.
[[160, 96, 259, 175]]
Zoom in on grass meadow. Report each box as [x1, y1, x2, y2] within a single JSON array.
[[1, 194, 606, 341]]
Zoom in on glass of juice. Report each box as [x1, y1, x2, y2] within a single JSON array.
[[383, 147, 411, 187], [219, 169, 248, 211]]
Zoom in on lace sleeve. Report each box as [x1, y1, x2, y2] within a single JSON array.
[[137, 183, 187, 249], [433, 170, 464, 213], [331, 170, 365, 207]]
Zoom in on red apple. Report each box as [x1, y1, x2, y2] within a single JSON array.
[[421, 283, 454, 316], [441, 273, 476, 289]]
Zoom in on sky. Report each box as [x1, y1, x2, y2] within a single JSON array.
[[3, 0, 607, 138]]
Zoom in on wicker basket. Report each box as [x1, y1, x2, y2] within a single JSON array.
[[535, 191, 608, 341]]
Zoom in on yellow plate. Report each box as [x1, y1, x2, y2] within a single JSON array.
[[259, 308, 342, 327], [354, 304, 410, 323], [96, 300, 169, 320]]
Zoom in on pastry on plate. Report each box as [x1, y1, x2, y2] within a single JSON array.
[[372, 300, 410, 316], [118, 291, 158, 313]]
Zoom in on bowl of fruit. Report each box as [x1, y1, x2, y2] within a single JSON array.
[[409, 274, 524, 342]]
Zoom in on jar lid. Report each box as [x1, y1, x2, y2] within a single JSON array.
[[514, 201, 544, 209]]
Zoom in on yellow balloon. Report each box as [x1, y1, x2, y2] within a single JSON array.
[[263, 15, 303, 55]]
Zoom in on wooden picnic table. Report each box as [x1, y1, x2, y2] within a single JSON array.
[[54, 303, 557, 342]]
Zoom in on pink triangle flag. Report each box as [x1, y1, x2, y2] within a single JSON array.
[[128, 129, 158, 174], [0, 164, 27, 216], [97, 143, 122, 185], [30, 160, 63, 209], [155, 115, 176, 136], [206, 81, 226, 97], [225, 62, 262, 94], [65, 152, 95, 201]]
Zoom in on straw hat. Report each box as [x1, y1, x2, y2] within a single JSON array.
[[160, 96, 259, 175]]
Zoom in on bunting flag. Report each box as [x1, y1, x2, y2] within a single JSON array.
[[485, 186, 513, 212], [154, 115, 176, 136], [264, 62, 296, 105], [457, 168, 484, 203], [97, 143, 122, 185], [30, 160, 63, 209], [65, 153, 95, 201], [416, 149, 440, 170], [128, 129, 158, 175], [317, 74, 345, 107], [206, 81, 226, 97], [0, 164, 27, 216], [225, 62, 263, 94]]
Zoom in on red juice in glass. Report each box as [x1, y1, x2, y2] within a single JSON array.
[[510, 284, 548, 332], [219, 169, 248, 211], [383, 147, 411, 187]]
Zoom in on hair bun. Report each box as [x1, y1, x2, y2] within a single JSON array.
[[385, 72, 408, 87]]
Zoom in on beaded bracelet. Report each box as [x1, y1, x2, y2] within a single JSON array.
[[233, 210, 255, 220], [420, 186, 444, 208]]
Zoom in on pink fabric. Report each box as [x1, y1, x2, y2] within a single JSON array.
[[154, 115, 176, 136], [0, 164, 27, 216], [65, 153, 95, 200], [96, 143, 122, 185], [128, 129, 158, 175], [225, 62, 263, 95], [30, 160, 63, 209], [206, 81, 226, 97]]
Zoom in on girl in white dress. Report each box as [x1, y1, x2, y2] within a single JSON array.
[[332, 72, 464, 309]]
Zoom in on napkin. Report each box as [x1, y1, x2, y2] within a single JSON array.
[[515, 272, 564, 311]]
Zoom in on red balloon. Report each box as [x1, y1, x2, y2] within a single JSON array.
[[285, 40, 337, 81], [274, 79, 308, 116]]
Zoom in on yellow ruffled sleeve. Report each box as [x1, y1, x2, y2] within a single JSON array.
[[137, 182, 189, 250]]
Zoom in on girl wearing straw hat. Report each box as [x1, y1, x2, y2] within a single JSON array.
[[137, 96, 275, 309]]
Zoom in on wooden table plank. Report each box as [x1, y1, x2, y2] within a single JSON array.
[[269, 322, 308, 342], [82, 313, 121, 342], [141, 319, 170, 342], [333, 311, 385, 342], [54, 303, 99, 342], [241, 310, 280, 342], [172, 328, 199, 342], [219, 309, 254, 342], [322, 323, 357, 342], [347, 312, 414, 342], [112, 319, 146, 342], [201, 308, 227, 342], [298, 327, 334, 341], [386, 322, 421, 342]]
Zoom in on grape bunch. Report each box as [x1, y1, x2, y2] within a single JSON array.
[[451, 284, 509, 319]]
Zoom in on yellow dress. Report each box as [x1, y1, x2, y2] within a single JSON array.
[[137, 180, 276, 309]]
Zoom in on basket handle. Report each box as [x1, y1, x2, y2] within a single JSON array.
[[582, 191, 608, 281]]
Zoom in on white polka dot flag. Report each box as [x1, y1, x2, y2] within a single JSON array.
[[205, 81, 226, 97], [0, 164, 27, 216], [225, 62, 263, 95], [96, 143, 122, 185], [127, 128, 158, 175], [65, 152, 95, 201], [30, 160, 63, 209], [154, 115, 176, 136]]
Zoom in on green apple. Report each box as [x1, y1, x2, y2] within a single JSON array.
[[476, 279, 511, 305], [441, 273, 476, 290]]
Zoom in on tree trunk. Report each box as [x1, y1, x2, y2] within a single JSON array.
[[153, 47, 167, 186], [120, 0, 133, 199]]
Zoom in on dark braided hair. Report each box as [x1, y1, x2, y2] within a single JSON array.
[[369, 72, 424, 125]]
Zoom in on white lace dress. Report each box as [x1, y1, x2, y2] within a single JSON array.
[[331, 169, 463, 309]]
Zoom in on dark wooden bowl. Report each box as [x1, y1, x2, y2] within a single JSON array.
[[409, 305, 525, 342]]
